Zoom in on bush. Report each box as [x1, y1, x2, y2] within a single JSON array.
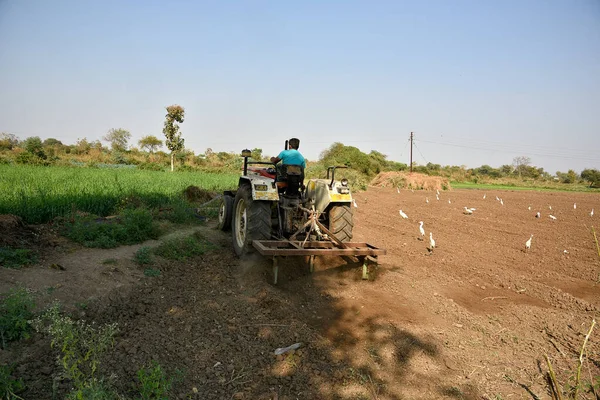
[[0, 287, 35, 349], [0, 247, 37, 269], [134, 247, 153, 265]]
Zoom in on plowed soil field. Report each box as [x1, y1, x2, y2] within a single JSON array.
[[2, 187, 599, 399]]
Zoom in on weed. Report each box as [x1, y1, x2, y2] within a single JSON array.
[[65, 378, 120, 400], [76, 302, 88, 310], [154, 232, 214, 261], [102, 258, 118, 265], [134, 247, 153, 265], [30, 303, 119, 392], [0, 247, 37, 269], [137, 361, 172, 400], [157, 198, 201, 224], [0, 363, 25, 399], [62, 208, 160, 248], [143, 268, 161, 277], [0, 287, 35, 349]]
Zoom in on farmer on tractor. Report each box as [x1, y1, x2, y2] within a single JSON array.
[[270, 138, 306, 196]]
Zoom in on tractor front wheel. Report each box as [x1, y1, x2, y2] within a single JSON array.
[[217, 195, 234, 231], [329, 204, 354, 242], [232, 185, 271, 256]]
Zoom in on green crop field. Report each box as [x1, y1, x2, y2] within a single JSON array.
[[0, 165, 239, 223]]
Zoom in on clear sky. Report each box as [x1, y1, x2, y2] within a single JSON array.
[[0, 0, 598, 173]]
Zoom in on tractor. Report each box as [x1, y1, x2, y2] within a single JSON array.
[[217, 144, 354, 256]]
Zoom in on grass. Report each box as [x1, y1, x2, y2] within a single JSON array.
[[153, 231, 214, 261], [0, 287, 35, 349], [451, 181, 600, 192], [0, 247, 37, 269], [61, 208, 161, 248], [0, 164, 238, 224], [143, 268, 161, 277]]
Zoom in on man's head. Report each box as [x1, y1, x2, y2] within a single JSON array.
[[289, 138, 300, 150]]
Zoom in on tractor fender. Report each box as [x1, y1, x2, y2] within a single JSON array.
[[305, 179, 352, 214], [238, 176, 279, 201]]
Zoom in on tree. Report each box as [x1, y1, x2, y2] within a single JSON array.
[[138, 135, 163, 153], [103, 128, 131, 152], [512, 156, 531, 179], [581, 168, 600, 187], [22, 136, 47, 159], [162, 105, 185, 172], [0, 133, 19, 150]]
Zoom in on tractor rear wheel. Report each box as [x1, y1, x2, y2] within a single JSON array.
[[329, 204, 353, 242], [217, 195, 234, 231], [232, 184, 271, 256]]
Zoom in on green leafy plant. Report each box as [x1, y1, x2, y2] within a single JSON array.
[[137, 361, 173, 400], [0, 287, 35, 349], [154, 232, 213, 261], [30, 303, 119, 393], [0, 364, 25, 400], [0, 247, 37, 269], [134, 247, 153, 265]]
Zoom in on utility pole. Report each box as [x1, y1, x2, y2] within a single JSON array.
[[409, 132, 413, 173]]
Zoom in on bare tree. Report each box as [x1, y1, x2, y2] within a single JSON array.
[[162, 105, 185, 172], [512, 156, 531, 179]]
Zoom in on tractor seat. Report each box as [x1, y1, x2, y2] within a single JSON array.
[[276, 164, 304, 195]]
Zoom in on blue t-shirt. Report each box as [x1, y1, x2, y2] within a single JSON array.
[[277, 149, 306, 168]]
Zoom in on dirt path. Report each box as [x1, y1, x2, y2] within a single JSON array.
[[2, 187, 599, 399]]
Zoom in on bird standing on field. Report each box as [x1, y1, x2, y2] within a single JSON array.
[[574, 203, 576, 210], [436, 193, 440, 201], [549, 215, 557, 220], [353, 199, 358, 208], [397, 187, 400, 193], [500, 199, 504, 206], [483, 194, 486, 199], [592, 209, 595, 217], [399, 210, 408, 219], [419, 221, 425, 238], [549, 205, 552, 210], [528, 205, 531, 211], [429, 232, 436, 250], [426, 197, 429, 204], [463, 207, 473, 215], [448, 199, 451, 204], [536, 212, 541, 218], [496, 196, 500, 201], [525, 234, 533, 252]]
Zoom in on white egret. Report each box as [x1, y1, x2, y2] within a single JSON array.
[[463, 207, 473, 215], [574, 203, 576, 210], [549, 215, 557, 220], [399, 210, 408, 219], [397, 187, 400, 193], [500, 199, 504, 206], [483, 194, 486, 199], [426, 197, 429, 204], [429, 232, 436, 250], [436, 189, 440, 196], [525, 234, 533, 252], [419, 221, 425, 237], [496, 196, 500, 201], [591, 209, 594, 217], [549, 205, 552, 210], [436, 194, 440, 201], [353, 199, 358, 208], [528, 205, 531, 211], [448, 199, 451, 204], [536, 212, 541, 218]]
